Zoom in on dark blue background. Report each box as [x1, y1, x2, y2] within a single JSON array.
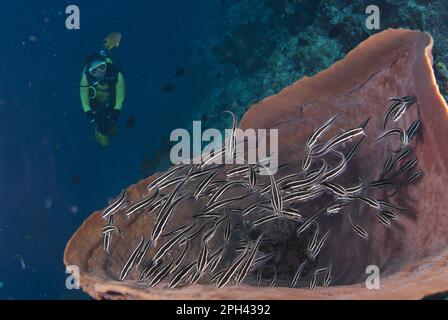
[[0, 0, 218, 299]]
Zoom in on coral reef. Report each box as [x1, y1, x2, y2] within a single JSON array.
[[191, 0, 448, 133], [65, 29, 448, 300]]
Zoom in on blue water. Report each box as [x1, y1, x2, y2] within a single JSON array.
[[0, 0, 220, 299]]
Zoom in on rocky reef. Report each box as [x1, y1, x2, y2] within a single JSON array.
[[191, 0, 448, 130], [65, 29, 448, 299]]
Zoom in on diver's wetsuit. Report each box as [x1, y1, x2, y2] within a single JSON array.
[[80, 56, 125, 135]]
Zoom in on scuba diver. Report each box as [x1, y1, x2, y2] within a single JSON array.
[[80, 33, 125, 146]]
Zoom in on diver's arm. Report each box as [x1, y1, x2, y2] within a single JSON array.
[[114, 72, 125, 111], [80, 71, 92, 114]]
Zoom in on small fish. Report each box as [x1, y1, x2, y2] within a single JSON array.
[[162, 83, 176, 93], [207, 180, 247, 206], [126, 116, 136, 128], [252, 214, 281, 228], [136, 239, 153, 267], [209, 269, 226, 283], [375, 211, 391, 227], [241, 201, 268, 217], [203, 194, 249, 214], [199, 147, 227, 170], [322, 181, 347, 198], [257, 267, 262, 286], [306, 115, 339, 150], [197, 239, 209, 273], [406, 169, 424, 185], [283, 187, 325, 204], [310, 267, 330, 290], [207, 246, 226, 274], [202, 220, 223, 244], [119, 236, 145, 281], [290, 260, 307, 288], [282, 161, 326, 190], [71, 175, 81, 185], [252, 252, 275, 269], [147, 165, 187, 192], [192, 212, 223, 220], [226, 165, 249, 178], [376, 128, 408, 150], [309, 272, 317, 290], [162, 221, 193, 238], [248, 164, 257, 189], [392, 96, 415, 122], [360, 117, 370, 129], [125, 190, 159, 217], [151, 194, 190, 245], [326, 202, 349, 215], [323, 263, 332, 287], [153, 221, 197, 262], [309, 226, 333, 261], [103, 230, 112, 253], [103, 216, 114, 253], [149, 194, 168, 212], [302, 154, 312, 172], [384, 96, 415, 128], [296, 204, 330, 235], [140, 259, 162, 282], [379, 210, 398, 220], [382, 146, 411, 176], [366, 179, 396, 190], [350, 219, 369, 240], [157, 180, 186, 220], [281, 207, 304, 221], [158, 175, 187, 191], [321, 152, 347, 182], [168, 261, 196, 288], [269, 267, 277, 287], [179, 221, 213, 246], [265, 167, 282, 213], [406, 120, 421, 142], [147, 258, 175, 287], [377, 200, 408, 212], [387, 158, 418, 180], [102, 190, 126, 219], [102, 224, 122, 236], [193, 166, 223, 199], [224, 217, 232, 243], [175, 67, 185, 77], [216, 244, 250, 288], [307, 223, 320, 258], [235, 234, 263, 283], [223, 110, 238, 159], [346, 135, 366, 162], [171, 241, 190, 274], [310, 127, 365, 158], [359, 195, 381, 211], [384, 98, 404, 129]]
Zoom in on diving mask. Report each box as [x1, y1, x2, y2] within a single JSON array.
[[88, 60, 107, 78]]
